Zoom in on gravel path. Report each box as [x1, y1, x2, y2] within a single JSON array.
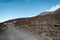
[[0, 25, 47, 40]]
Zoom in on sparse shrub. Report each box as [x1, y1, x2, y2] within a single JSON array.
[[0, 23, 7, 32]]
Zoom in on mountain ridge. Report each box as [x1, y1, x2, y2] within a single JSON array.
[[1, 8, 60, 40]]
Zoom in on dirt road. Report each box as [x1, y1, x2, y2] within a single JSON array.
[[0, 25, 47, 40]]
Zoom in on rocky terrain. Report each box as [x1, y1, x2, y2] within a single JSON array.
[[1, 8, 60, 40], [0, 24, 46, 40]]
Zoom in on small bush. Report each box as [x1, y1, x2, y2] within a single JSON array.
[[0, 23, 7, 32]]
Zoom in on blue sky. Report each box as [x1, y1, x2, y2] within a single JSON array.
[[0, 0, 60, 22]]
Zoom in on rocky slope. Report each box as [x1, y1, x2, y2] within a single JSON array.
[[2, 8, 60, 40], [0, 23, 7, 32]]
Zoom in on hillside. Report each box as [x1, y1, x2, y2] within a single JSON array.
[[2, 8, 60, 40]]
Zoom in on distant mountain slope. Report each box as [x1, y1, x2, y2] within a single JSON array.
[[2, 8, 60, 40]]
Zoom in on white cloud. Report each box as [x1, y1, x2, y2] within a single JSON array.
[[0, 20, 8, 23], [0, 20, 5, 23], [46, 5, 60, 11]]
